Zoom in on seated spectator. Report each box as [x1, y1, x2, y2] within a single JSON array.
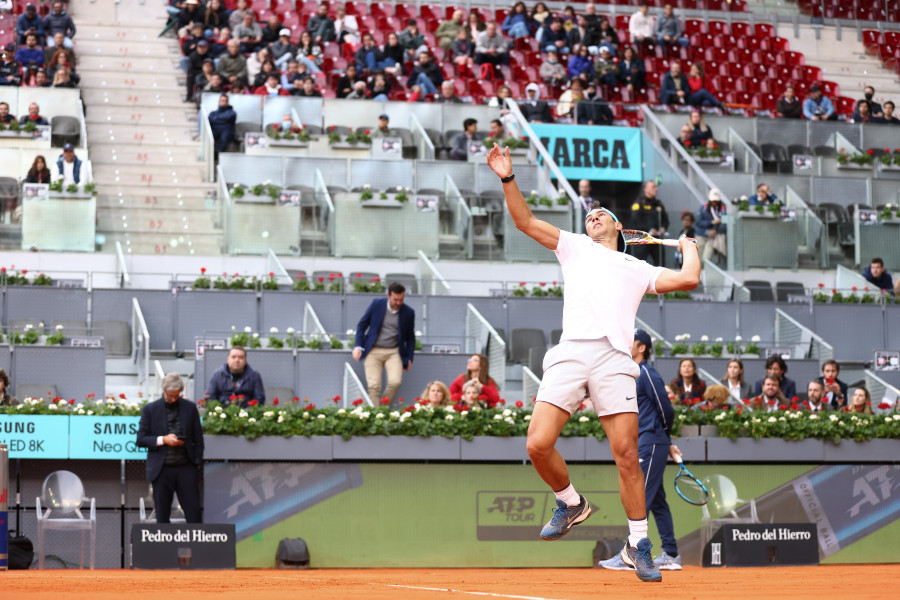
[[368, 72, 390, 101], [44, 33, 72, 67], [673, 208, 695, 266], [272, 113, 302, 135], [628, 1, 655, 45], [246, 47, 271, 82], [307, 3, 336, 44], [371, 113, 397, 138], [862, 257, 897, 295], [448, 353, 501, 405], [177, 0, 204, 34], [804, 380, 829, 413], [436, 9, 466, 51], [218, 40, 249, 86], [436, 80, 463, 103], [207, 94, 236, 154], [593, 46, 617, 86], [260, 14, 283, 47], [336, 64, 364, 98], [55, 143, 92, 188], [843, 387, 873, 414], [474, 22, 509, 76], [655, 3, 687, 47], [695, 188, 727, 263], [519, 83, 552, 123], [696, 384, 729, 412], [51, 66, 75, 88], [460, 380, 486, 407], [881, 100, 900, 125], [776, 85, 802, 118], [817, 359, 848, 410], [334, 6, 360, 45], [254, 72, 289, 96], [660, 61, 689, 105], [181, 22, 206, 62], [721, 359, 752, 403], [420, 380, 452, 407], [467, 12, 486, 41], [20, 61, 41, 86], [748, 182, 780, 206], [568, 45, 594, 81], [398, 19, 428, 62], [295, 76, 322, 97], [206, 346, 266, 407], [450, 118, 479, 161], [193, 58, 216, 99], [568, 14, 600, 56], [228, 80, 249, 94], [201, 72, 226, 98], [556, 78, 584, 120], [803, 85, 836, 121], [753, 374, 786, 410], [538, 18, 569, 53], [204, 0, 229, 39], [450, 28, 474, 70], [208, 28, 230, 58], [0, 368, 17, 406], [228, 0, 253, 31], [19, 102, 48, 125], [270, 29, 297, 68], [17, 4, 44, 46], [851, 99, 874, 124], [355, 33, 387, 75], [596, 17, 619, 55], [24, 154, 51, 184], [686, 110, 712, 147], [48, 48, 77, 84], [485, 118, 505, 143], [234, 11, 263, 54], [502, 2, 534, 39], [407, 84, 425, 102], [669, 357, 705, 406], [677, 124, 692, 147], [0, 102, 14, 123], [488, 85, 519, 135], [16, 33, 44, 67], [0, 45, 22, 86], [345, 80, 369, 99], [381, 32, 405, 75], [578, 83, 614, 125], [664, 383, 678, 404], [532, 2, 551, 28], [616, 46, 645, 91], [539, 49, 567, 88], [751, 355, 797, 400], [863, 85, 883, 117], [251, 59, 278, 89], [687, 63, 722, 109], [295, 31, 323, 74], [184, 37, 210, 99], [407, 51, 442, 96], [44, 1, 75, 48]]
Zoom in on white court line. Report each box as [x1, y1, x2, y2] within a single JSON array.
[[267, 576, 327, 582], [388, 584, 571, 600]]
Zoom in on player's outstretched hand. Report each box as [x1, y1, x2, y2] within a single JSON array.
[[487, 143, 512, 179], [678, 234, 698, 250]]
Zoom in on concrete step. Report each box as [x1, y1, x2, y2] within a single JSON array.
[[97, 196, 217, 210], [101, 232, 222, 256], [78, 54, 182, 74], [92, 180, 215, 194], [98, 210, 218, 234], [82, 89, 187, 108], [89, 143, 200, 164], [90, 127, 198, 144], [81, 39, 181, 59], [94, 163, 206, 183], [87, 105, 196, 123], [85, 72, 182, 89]]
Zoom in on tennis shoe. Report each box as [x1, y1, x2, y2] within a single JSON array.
[[654, 551, 683, 570], [597, 550, 631, 571], [621, 538, 662, 582], [539, 495, 592, 541]]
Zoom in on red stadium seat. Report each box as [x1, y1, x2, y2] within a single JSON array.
[[777, 51, 805, 67], [369, 2, 391, 18], [684, 19, 705, 35], [731, 22, 752, 38], [755, 23, 776, 38], [394, 3, 416, 21], [755, 93, 778, 112], [834, 96, 856, 115], [728, 48, 753, 63], [819, 80, 841, 97], [344, 1, 367, 16], [707, 21, 728, 36]]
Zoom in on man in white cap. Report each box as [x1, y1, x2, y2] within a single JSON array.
[[695, 188, 727, 264], [271, 28, 297, 68], [486, 144, 699, 583], [519, 83, 552, 123]]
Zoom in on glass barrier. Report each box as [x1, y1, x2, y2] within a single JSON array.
[[21, 193, 96, 252]]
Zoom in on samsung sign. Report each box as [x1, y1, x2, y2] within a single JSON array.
[[530, 124, 643, 182]]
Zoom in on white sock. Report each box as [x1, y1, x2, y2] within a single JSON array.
[[628, 518, 648, 547], [554, 482, 581, 507]]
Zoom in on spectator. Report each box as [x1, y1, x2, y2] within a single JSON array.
[[202, 72, 226, 97], [687, 63, 722, 109], [251, 59, 278, 89], [721, 358, 752, 402], [751, 355, 797, 400], [208, 27, 230, 58], [345, 80, 368, 99], [228, 0, 253, 32], [450, 118, 479, 161], [218, 40, 248, 86], [177, 0, 203, 33], [467, 12, 485, 40], [577, 82, 614, 125], [502, 2, 534, 39], [16, 33, 44, 67], [182, 21, 206, 67], [260, 14, 283, 47], [355, 32, 387, 75], [295, 30, 323, 74], [228, 80, 249, 95], [368, 72, 390, 101], [24, 154, 51, 184], [204, 0, 229, 38], [17, 4, 44, 46], [420, 380, 452, 407], [488, 85, 517, 135], [45, 33, 72, 67], [881, 100, 900, 125], [669, 357, 705, 406], [378, 32, 404, 75], [677, 124, 692, 147], [851, 99, 874, 124], [295, 76, 322, 97], [270, 29, 297, 68], [568, 15, 600, 56], [48, 48, 77, 84], [575, 179, 594, 222], [659, 61, 689, 105], [450, 28, 474, 70], [0, 368, 17, 405], [407, 51, 442, 96], [51, 65, 75, 88], [863, 85, 883, 117], [336, 64, 363, 98], [19, 102, 48, 125], [460, 381, 483, 407], [674, 210, 695, 268], [193, 58, 216, 99], [538, 18, 569, 53], [334, 6, 360, 45], [776, 85, 802, 118], [630, 180, 669, 266], [686, 110, 713, 147], [352, 283, 416, 403], [398, 18, 428, 61], [519, 82, 552, 123], [568, 44, 594, 81], [696, 384, 729, 412], [748, 182, 779, 206], [862, 257, 896, 294], [804, 380, 829, 413], [371, 113, 397, 138], [844, 387, 873, 415], [803, 85, 835, 121], [474, 22, 508, 76], [449, 353, 501, 405], [628, 1, 655, 45], [617, 46, 645, 92], [436, 80, 463, 104], [20, 61, 41, 87], [694, 188, 727, 263], [436, 10, 466, 50], [539, 49, 567, 88], [234, 11, 263, 53], [556, 78, 584, 120], [0, 45, 21, 86], [596, 17, 619, 54], [593, 46, 617, 86], [185, 39, 211, 100], [206, 346, 266, 407], [307, 3, 335, 44], [817, 359, 848, 410], [754, 374, 786, 410], [254, 72, 289, 96], [583, 3, 602, 27], [486, 118, 504, 142], [55, 143, 92, 188], [655, 4, 687, 47], [207, 93, 236, 154]]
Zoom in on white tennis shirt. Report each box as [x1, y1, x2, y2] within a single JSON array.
[[554, 230, 664, 356]]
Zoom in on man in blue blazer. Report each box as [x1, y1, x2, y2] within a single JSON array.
[[352, 282, 416, 402], [136, 373, 204, 523]]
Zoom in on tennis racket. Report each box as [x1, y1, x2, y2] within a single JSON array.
[[622, 229, 696, 248], [673, 455, 710, 506]]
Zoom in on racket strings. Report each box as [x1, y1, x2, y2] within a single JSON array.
[[621, 230, 654, 244], [675, 473, 709, 505]]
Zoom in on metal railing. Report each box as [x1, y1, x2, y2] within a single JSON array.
[[697, 367, 734, 401], [522, 366, 541, 404], [445, 173, 473, 259], [302, 302, 328, 337], [266, 248, 293, 287], [702, 259, 750, 302], [727, 127, 762, 174], [409, 113, 435, 161], [313, 168, 336, 255], [785, 186, 827, 268], [417, 250, 451, 296], [200, 111, 216, 182], [342, 362, 372, 408], [864, 370, 900, 410], [132, 298, 151, 391], [636, 316, 673, 353], [775, 308, 834, 362], [154, 360, 165, 396], [217, 165, 232, 251], [115, 241, 130, 288], [465, 303, 507, 391]]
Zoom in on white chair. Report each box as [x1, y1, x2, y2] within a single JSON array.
[[699, 473, 760, 553], [36, 470, 96, 570]]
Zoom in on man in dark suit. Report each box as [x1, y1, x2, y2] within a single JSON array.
[[751, 355, 797, 401], [816, 359, 848, 410], [352, 282, 416, 402], [136, 373, 204, 523]]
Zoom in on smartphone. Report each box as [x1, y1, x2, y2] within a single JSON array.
[[825, 377, 835, 385]]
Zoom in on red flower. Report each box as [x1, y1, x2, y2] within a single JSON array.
[[420, 399, 431, 405], [328, 273, 336, 280], [269, 271, 274, 277], [0, 267, 4, 273], [21, 269, 27, 274], [397, 397, 403, 404], [684, 141, 691, 147], [234, 272, 240, 277], [380, 397, 391, 405], [736, 405, 743, 414], [273, 398, 279, 405], [119, 393, 126, 399], [817, 283, 824, 288], [878, 402, 892, 410], [852, 286, 857, 291], [840, 147, 846, 152], [499, 399, 505, 405], [867, 149, 874, 155], [539, 282, 546, 287], [792, 396, 799, 403], [832, 289, 837, 294], [712, 143, 719, 149], [249, 399, 258, 407], [364, 129, 370, 135], [790, 403, 799, 411], [230, 394, 237, 400], [519, 282, 526, 286], [333, 395, 341, 403], [864, 286, 869, 291], [329, 125, 336, 130], [52, 397, 59, 404], [515, 400, 524, 408], [779, 404, 787, 410], [552, 280, 557, 285], [885, 149, 890, 154], [305, 404, 316, 410], [317, 276, 324, 282], [201, 267, 206, 274], [352, 398, 364, 406], [68, 399, 75, 405], [292, 396, 300, 403], [357, 273, 362, 278]]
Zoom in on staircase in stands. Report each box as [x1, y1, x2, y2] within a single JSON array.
[[71, 0, 221, 256]]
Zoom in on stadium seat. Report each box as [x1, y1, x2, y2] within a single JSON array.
[[15, 383, 58, 400], [528, 346, 547, 379], [509, 328, 546, 364], [93, 320, 131, 356], [36, 470, 96, 570], [743, 280, 775, 302], [384, 273, 418, 294], [550, 328, 562, 345], [776, 282, 807, 302]]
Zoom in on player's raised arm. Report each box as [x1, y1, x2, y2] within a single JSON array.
[[654, 235, 701, 293], [487, 144, 560, 250]]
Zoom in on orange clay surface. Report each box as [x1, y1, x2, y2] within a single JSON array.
[[3, 566, 898, 600]]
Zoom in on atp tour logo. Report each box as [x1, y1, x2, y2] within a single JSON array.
[[848, 465, 896, 518], [485, 495, 538, 522]]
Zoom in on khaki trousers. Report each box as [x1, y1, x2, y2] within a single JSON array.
[[696, 233, 727, 262], [364, 346, 403, 402]]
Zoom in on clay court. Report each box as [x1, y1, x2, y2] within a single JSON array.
[[3, 566, 897, 600]]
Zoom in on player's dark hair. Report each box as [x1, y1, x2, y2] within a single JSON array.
[[387, 282, 405, 295], [463, 118, 477, 129], [822, 359, 839, 373], [765, 355, 787, 374], [871, 257, 884, 267], [639, 341, 651, 361]]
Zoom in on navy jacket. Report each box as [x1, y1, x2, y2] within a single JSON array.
[[862, 265, 894, 293], [660, 72, 689, 105], [695, 202, 726, 234], [637, 360, 674, 447], [17, 14, 45, 39], [751, 376, 797, 401], [354, 297, 416, 368], [816, 375, 848, 410], [136, 397, 204, 482], [206, 363, 265, 407], [56, 155, 83, 183]]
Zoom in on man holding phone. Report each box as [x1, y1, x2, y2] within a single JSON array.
[[817, 360, 847, 410]]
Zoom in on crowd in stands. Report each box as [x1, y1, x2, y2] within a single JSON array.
[[3, 2, 79, 89]]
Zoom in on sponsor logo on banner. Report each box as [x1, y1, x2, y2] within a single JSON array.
[[0, 415, 69, 458], [530, 124, 643, 182], [69, 416, 147, 460]]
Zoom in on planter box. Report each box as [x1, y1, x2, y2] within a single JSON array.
[[460, 436, 527, 461], [837, 163, 873, 170], [233, 193, 275, 204], [330, 142, 370, 149], [707, 437, 824, 462], [204, 434, 333, 460], [268, 139, 310, 148], [678, 425, 701, 437], [331, 434, 461, 460], [555, 436, 586, 461], [823, 438, 900, 462], [361, 198, 404, 208], [699, 425, 718, 437], [584, 438, 614, 461]]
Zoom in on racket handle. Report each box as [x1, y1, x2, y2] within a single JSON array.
[[674, 454, 683, 464], [662, 238, 697, 247]]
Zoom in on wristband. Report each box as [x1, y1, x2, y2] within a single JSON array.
[[500, 173, 515, 183]]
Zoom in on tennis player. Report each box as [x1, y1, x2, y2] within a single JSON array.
[[487, 145, 700, 582], [599, 328, 683, 572]]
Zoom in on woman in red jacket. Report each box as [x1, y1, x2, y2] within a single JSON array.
[[449, 353, 500, 405]]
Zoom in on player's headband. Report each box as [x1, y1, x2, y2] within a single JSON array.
[[585, 207, 619, 223]]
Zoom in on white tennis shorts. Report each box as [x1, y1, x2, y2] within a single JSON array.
[[535, 338, 640, 416]]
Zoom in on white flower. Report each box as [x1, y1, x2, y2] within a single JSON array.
[[502, 409, 512, 417], [48, 404, 58, 410], [318, 414, 326, 420], [778, 416, 786, 422], [24, 324, 33, 331], [232, 325, 237, 331], [248, 417, 256, 424], [244, 326, 252, 333], [277, 415, 284, 423], [524, 415, 531, 421], [252, 332, 259, 338], [885, 416, 893, 423], [270, 327, 278, 333], [375, 413, 384, 419], [735, 335, 743, 342], [809, 414, 818, 420], [578, 416, 589, 423], [302, 411, 310, 419], [214, 406, 223, 413], [263, 411, 275, 418], [56, 324, 64, 330], [445, 415, 454, 421], [683, 333, 691, 340], [396, 185, 403, 192], [76, 403, 84, 409], [751, 335, 761, 342], [219, 413, 227, 419], [767, 416, 777, 423], [829, 414, 839, 422], [674, 334, 683, 342], [504, 417, 515, 425], [78, 409, 85, 415], [238, 410, 249, 418], [39, 322, 44, 327], [415, 330, 423, 337], [494, 414, 504, 421], [850, 415, 858, 421], [360, 412, 370, 420], [530, 189, 537, 196], [363, 183, 371, 190], [460, 410, 469, 417], [701, 335, 709, 342], [715, 337, 723, 343], [346, 329, 354, 335], [752, 418, 761, 423], [337, 408, 346, 415], [714, 412, 726, 421], [400, 412, 410, 422]]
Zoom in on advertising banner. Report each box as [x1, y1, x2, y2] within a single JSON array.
[[530, 124, 643, 182], [0, 415, 69, 459], [69, 416, 146, 460]]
